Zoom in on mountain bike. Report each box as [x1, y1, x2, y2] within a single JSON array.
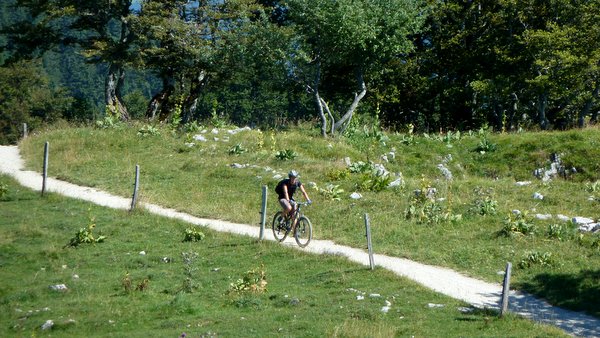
[[272, 201, 313, 247]]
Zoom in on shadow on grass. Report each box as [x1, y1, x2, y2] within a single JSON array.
[[515, 269, 600, 318]]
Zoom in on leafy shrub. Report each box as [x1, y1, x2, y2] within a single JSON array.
[[546, 223, 577, 241], [183, 228, 205, 242], [475, 137, 497, 153], [229, 265, 267, 294], [316, 183, 344, 201], [325, 168, 350, 181], [67, 215, 106, 247], [500, 212, 536, 237], [518, 251, 554, 269], [404, 178, 461, 224], [0, 183, 8, 199], [348, 161, 374, 174], [138, 125, 161, 137], [470, 187, 498, 216], [183, 121, 203, 133], [228, 143, 246, 155], [275, 149, 297, 161], [356, 172, 392, 192], [181, 251, 199, 293], [96, 112, 123, 129]]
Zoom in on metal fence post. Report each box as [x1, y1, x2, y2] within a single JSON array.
[[41, 141, 49, 196], [130, 165, 140, 211], [365, 213, 375, 270], [500, 262, 512, 316], [259, 185, 267, 240]]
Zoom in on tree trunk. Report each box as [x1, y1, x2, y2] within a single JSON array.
[[182, 70, 207, 124], [538, 92, 549, 130], [579, 84, 599, 127], [313, 60, 328, 137], [333, 69, 367, 133], [105, 62, 129, 121], [146, 75, 175, 121]]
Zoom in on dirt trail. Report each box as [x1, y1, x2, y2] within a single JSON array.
[[1, 145, 597, 337]]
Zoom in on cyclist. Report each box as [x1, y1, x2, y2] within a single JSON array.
[[275, 170, 311, 220]]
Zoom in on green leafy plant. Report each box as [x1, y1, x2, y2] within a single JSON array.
[[183, 227, 205, 242], [404, 178, 461, 224], [317, 183, 344, 201], [181, 251, 199, 293], [518, 251, 554, 269], [138, 125, 161, 137], [67, 214, 106, 247], [348, 161, 374, 174], [0, 183, 8, 199], [95, 107, 123, 129], [183, 121, 203, 133], [228, 143, 246, 155], [275, 149, 297, 161], [500, 212, 536, 237], [356, 172, 392, 192], [325, 168, 350, 181], [475, 137, 497, 153], [228, 265, 267, 294], [470, 187, 498, 216], [546, 223, 577, 241]]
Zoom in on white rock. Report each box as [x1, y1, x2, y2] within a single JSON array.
[[213, 137, 219, 141], [579, 223, 599, 232], [230, 163, 246, 169], [557, 214, 570, 222], [369, 293, 381, 298], [211, 128, 219, 134], [388, 178, 403, 187], [515, 181, 531, 186], [308, 182, 317, 188], [381, 155, 388, 162], [381, 306, 390, 313], [427, 303, 445, 308], [533, 192, 544, 200], [62, 265, 67, 269], [356, 295, 364, 300], [227, 126, 251, 135], [184, 142, 195, 147], [384, 300, 392, 306], [458, 307, 474, 313], [192, 134, 207, 142], [535, 214, 552, 220], [41, 320, 54, 330], [344, 157, 352, 166], [573, 217, 595, 225], [273, 174, 283, 180], [139, 251, 146, 256], [512, 210, 522, 215], [49, 284, 67, 291], [350, 192, 362, 199], [72, 274, 79, 279]]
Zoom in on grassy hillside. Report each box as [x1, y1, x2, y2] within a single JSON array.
[[0, 175, 568, 337], [18, 122, 600, 318]]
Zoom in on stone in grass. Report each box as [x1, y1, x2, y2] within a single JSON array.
[[573, 217, 595, 225], [535, 214, 552, 220], [350, 192, 362, 200], [49, 284, 68, 291], [41, 320, 54, 330], [533, 192, 544, 200], [428, 303, 445, 308]]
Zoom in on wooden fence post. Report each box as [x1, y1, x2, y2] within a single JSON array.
[[259, 185, 267, 240], [130, 165, 140, 211], [365, 213, 375, 270], [41, 141, 49, 196], [500, 262, 512, 317]]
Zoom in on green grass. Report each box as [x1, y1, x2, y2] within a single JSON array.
[[17, 123, 600, 318], [0, 175, 567, 337]]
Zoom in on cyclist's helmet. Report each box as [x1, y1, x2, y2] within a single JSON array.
[[288, 170, 299, 178]]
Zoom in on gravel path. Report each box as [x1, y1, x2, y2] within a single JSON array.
[[1, 145, 598, 337]]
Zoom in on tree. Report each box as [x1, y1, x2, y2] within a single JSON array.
[[286, 0, 426, 136], [4, 0, 135, 120]]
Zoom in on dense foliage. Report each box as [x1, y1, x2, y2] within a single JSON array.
[[1, 0, 598, 143]]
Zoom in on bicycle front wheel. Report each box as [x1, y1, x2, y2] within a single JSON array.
[[272, 211, 289, 242], [294, 216, 312, 247]]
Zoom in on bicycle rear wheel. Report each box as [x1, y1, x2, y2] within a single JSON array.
[[294, 216, 312, 247], [272, 212, 289, 242]]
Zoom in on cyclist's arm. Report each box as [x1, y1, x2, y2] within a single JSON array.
[[300, 184, 310, 202], [282, 184, 290, 201]]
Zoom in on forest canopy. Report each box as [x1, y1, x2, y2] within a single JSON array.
[[1, 0, 598, 143]]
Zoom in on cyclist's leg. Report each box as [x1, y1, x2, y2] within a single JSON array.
[[279, 198, 292, 219]]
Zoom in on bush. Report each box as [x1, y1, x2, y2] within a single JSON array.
[[275, 149, 297, 161], [500, 212, 536, 237], [183, 228, 205, 242]]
